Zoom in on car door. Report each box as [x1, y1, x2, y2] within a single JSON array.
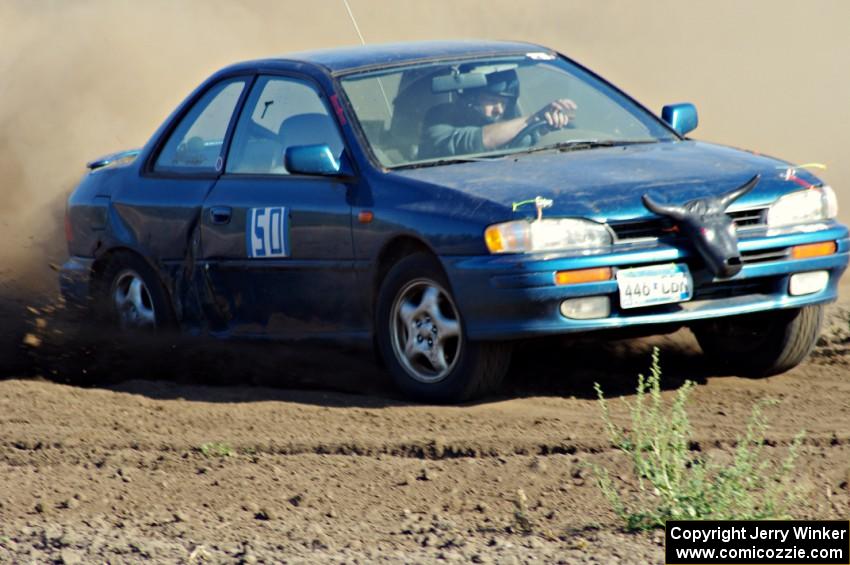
[[108, 76, 249, 321], [199, 74, 358, 339]]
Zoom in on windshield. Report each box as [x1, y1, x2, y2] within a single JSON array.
[[340, 53, 678, 168]]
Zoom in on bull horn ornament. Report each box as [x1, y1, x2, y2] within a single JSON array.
[[642, 174, 760, 279]]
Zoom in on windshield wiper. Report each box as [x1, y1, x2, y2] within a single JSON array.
[[525, 138, 658, 156], [396, 154, 507, 170], [392, 140, 657, 169]]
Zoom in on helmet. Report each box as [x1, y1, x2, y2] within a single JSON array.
[[461, 68, 520, 100], [460, 69, 520, 123], [482, 69, 519, 99]]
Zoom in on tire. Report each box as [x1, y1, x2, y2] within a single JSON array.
[[375, 253, 511, 403], [691, 305, 823, 376], [99, 252, 175, 332]]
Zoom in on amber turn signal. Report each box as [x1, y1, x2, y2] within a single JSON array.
[[554, 267, 613, 286], [791, 241, 837, 260], [484, 226, 503, 253]]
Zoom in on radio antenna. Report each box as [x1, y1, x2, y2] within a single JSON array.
[[343, 0, 367, 45], [341, 0, 393, 119]]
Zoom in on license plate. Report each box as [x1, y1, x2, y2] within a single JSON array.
[[616, 264, 693, 309]]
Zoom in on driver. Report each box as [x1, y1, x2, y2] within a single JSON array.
[[419, 69, 577, 159]]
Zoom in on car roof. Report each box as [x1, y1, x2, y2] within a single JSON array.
[[243, 40, 551, 75]]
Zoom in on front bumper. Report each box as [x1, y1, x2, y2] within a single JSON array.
[[444, 223, 850, 340]]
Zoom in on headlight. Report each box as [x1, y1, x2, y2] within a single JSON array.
[[484, 218, 611, 254], [766, 185, 838, 227]]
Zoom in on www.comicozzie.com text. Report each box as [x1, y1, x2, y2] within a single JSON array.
[[669, 524, 848, 544]]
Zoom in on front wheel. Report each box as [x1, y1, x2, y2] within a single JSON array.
[[376, 253, 510, 403], [690, 305, 823, 376]]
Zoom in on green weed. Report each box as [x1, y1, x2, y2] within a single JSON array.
[[198, 442, 234, 458], [511, 488, 534, 535], [592, 347, 804, 530]]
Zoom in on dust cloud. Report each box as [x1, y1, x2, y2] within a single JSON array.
[[0, 0, 848, 307]]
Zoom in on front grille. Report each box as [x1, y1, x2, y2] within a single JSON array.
[[610, 207, 767, 243], [728, 208, 766, 227], [692, 277, 776, 300], [609, 218, 674, 241], [741, 246, 790, 264]]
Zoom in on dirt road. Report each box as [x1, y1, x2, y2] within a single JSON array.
[[1, 276, 848, 563], [2, 1, 850, 562]]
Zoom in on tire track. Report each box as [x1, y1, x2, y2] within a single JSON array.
[[2, 433, 848, 464]]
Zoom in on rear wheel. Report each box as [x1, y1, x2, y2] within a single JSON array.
[[691, 305, 823, 376], [100, 253, 174, 331], [376, 253, 510, 403]]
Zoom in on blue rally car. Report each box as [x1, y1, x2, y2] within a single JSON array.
[[61, 41, 848, 402]]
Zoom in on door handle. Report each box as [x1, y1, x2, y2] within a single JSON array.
[[209, 206, 232, 225]]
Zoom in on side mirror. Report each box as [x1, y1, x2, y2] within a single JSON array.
[[661, 103, 698, 136], [284, 144, 352, 176]]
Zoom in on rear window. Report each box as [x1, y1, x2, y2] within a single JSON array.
[[154, 78, 246, 174]]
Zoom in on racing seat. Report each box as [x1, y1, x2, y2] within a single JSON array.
[[276, 112, 344, 173]]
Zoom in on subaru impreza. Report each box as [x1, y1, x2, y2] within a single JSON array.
[[61, 41, 848, 401]]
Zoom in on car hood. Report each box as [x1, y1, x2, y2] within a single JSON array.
[[390, 140, 819, 222]]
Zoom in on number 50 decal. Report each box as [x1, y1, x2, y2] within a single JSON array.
[[247, 207, 289, 258]]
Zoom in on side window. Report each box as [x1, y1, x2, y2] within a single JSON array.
[[226, 76, 344, 175], [154, 78, 246, 174]]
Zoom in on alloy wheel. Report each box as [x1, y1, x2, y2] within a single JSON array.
[[390, 279, 462, 383], [112, 269, 157, 330]]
